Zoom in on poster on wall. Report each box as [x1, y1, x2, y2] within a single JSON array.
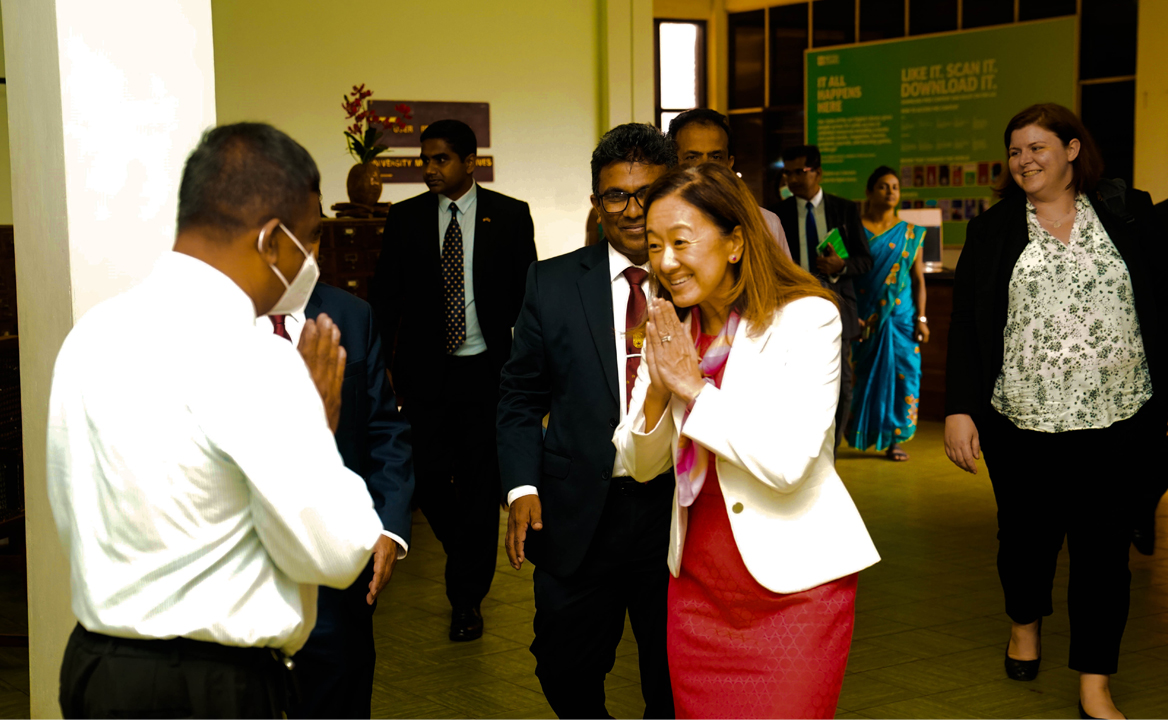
[[806, 17, 1076, 245], [367, 100, 493, 183]]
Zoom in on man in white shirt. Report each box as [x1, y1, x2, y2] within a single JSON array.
[[667, 108, 793, 261], [498, 124, 676, 718], [49, 123, 384, 719]]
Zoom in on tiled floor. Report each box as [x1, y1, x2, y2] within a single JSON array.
[[3, 420, 1168, 718]]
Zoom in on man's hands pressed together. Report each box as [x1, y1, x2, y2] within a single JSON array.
[[298, 313, 346, 433]]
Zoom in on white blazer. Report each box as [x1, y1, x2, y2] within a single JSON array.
[[613, 296, 880, 594]]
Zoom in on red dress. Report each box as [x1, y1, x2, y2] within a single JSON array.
[[667, 333, 858, 720]]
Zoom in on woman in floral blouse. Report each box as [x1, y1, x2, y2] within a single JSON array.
[[944, 103, 1167, 720]]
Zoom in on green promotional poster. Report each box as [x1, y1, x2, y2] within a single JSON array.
[[806, 17, 1076, 245]]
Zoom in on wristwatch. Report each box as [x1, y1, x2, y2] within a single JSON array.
[[917, 316, 928, 324]]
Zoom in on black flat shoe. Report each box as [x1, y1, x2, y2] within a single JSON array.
[[1079, 701, 1099, 719], [1004, 618, 1041, 681], [449, 605, 483, 642]]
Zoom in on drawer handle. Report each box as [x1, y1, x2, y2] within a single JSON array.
[[344, 253, 358, 262], [347, 280, 359, 288], [343, 228, 356, 236], [376, 227, 384, 234]]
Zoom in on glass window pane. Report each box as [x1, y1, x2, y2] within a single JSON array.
[[659, 22, 699, 109], [1019, 0, 1076, 21], [963, 0, 1014, 28], [1081, 81, 1135, 188], [768, 3, 808, 108], [812, 0, 855, 48], [660, 110, 684, 132], [1081, 0, 1137, 79], [860, 0, 905, 42], [729, 112, 765, 203], [909, 0, 957, 35], [730, 10, 766, 109]]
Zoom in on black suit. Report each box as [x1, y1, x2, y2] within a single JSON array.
[[371, 185, 536, 611], [946, 187, 1168, 674], [775, 193, 873, 447], [289, 283, 414, 719], [497, 242, 674, 719]]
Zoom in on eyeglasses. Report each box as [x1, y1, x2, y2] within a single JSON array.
[[780, 166, 818, 178], [599, 187, 650, 214]]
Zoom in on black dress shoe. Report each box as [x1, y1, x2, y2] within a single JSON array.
[[1079, 701, 1099, 719], [1004, 618, 1041, 681], [449, 605, 483, 642]]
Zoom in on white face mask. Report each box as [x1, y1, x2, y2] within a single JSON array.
[[259, 221, 319, 316], [780, 186, 794, 200]]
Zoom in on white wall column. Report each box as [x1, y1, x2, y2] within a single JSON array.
[[603, 0, 656, 129], [1, 0, 215, 714]]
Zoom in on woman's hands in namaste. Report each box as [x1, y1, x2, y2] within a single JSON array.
[[644, 298, 705, 405]]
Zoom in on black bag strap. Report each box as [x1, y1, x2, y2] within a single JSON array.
[[1096, 177, 1136, 225]]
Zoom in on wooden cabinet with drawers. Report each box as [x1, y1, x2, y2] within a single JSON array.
[[318, 218, 384, 302]]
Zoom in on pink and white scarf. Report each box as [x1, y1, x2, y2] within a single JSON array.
[[675, 306, 740, 507]]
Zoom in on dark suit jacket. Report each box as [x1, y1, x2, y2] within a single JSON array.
[[371, 186, 537, 400], [307, 283, 414, 544], [945, 188, 1168, 426], [497, 242, 673, 578], [775, 193, 873, 340]]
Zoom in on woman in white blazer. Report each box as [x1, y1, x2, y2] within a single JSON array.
[[614, 163, 880, 719]]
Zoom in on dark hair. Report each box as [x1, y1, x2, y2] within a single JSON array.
[[591, 123, 677, 195], [667, 109, 733, 154], [177, 122, 321, 238], [420, 119, 477, 160], [866, 165, 900, 192], [641, 163, 837, 334], [781, 144, 821, 169], [994, 103, 1103, 199]]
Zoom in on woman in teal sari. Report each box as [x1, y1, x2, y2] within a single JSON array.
[[847, 166, 930, 460]]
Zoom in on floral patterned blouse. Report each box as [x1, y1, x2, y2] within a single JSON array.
[[991, 193, 1152, 433]]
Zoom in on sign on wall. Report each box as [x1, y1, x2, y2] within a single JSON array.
[[372, 155, 495, 183], [368, 100, 491, 148], [806, 17, 1076, 244]]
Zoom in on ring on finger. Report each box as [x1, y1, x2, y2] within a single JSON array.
[[661, 334, 672, 343]]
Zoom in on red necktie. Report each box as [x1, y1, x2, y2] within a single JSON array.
[[270, 315, 291, 342], [623, 267, 648, 410]]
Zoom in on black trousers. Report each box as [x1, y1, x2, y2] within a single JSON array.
[[405, 353, 501, 610], [532, 476, 675, 719], [59, 624, 292, 719], [980, 403, 1159, 675], [288, 559, 376, 718], [835, 340, 854, 449]]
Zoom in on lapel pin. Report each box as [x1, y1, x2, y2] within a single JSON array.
[[482, 217, 491, 222]]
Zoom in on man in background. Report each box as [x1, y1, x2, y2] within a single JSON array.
[[667, 108, 792, 259], [49, 123, 383, 718], [261, 280, 414, 719], [498, 123, 676, 719], [775, 144, 873, 450], [371, 119, 537, 642]]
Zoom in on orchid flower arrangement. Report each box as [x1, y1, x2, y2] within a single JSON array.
[[342, 84, 412, 164]]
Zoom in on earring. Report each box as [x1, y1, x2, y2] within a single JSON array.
[[730, 255, 738, 263]]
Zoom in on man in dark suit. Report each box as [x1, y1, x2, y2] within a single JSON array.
[[261, 281, 414, 719], [371, 119, 537, 642], [498, 123, 676, 719], [774, 144, 873, 449]]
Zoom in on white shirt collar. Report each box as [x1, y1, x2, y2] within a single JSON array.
[[438, 180, 478, 217], [607, 241, 649, 284], [797, 188, 824, 209]]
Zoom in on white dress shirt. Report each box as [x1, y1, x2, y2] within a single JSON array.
[[506, 242, 649, 505], [759, 205, 793, 260], [796, 189, 827, 273], [254, 312, 408, 555], [439, 181, 487, 356], [47, 252, 384, 655]]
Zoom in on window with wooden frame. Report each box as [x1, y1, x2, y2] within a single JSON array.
[[655, 19, 707, 131]]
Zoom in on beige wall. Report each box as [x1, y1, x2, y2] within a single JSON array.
[[212, 0, 655, 260], [1135, 0, 1168, 203]]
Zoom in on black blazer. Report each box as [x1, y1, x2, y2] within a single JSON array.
[[775, 193, 873, 340], [371, 186, 537, 399], [497, 242, 673, 578], [945, 188, 1168, 425], [307, 283, 414, 544]]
